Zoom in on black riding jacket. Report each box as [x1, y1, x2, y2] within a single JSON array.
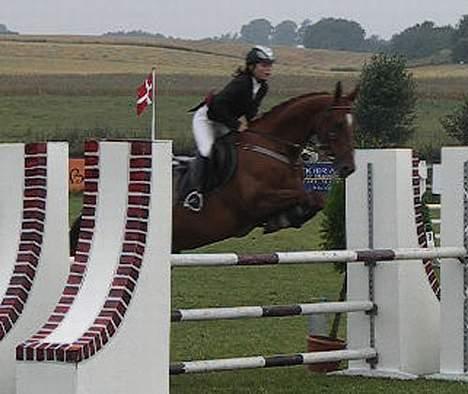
[[207, 73, 268, 131]]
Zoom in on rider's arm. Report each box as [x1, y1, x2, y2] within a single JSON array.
[[207, 77, 250, 130]]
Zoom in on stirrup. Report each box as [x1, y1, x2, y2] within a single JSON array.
[[183, 190, 204, 212]]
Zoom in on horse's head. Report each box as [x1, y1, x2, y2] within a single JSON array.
[[312, 82, 358, 178], [249, 82, 358, 178]]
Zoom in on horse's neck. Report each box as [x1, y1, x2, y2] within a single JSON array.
[[256, 100, 328, 145]]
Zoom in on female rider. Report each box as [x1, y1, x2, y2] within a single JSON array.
[[184, 45, 275, 212]]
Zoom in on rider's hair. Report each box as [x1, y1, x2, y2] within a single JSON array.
[[232, 64, 255, 77]]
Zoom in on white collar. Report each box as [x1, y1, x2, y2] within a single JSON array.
[[252, 77, 261, 98]]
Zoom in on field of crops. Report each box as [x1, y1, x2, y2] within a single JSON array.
[[5, 35, 468, 393]]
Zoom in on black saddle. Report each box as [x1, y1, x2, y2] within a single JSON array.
[[173, 133, 238, 204]]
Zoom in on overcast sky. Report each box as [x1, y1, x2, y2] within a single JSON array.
[[2, 0, 468, 39]]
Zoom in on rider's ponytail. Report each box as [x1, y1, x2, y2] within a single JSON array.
[[232, 64, 255, 78]]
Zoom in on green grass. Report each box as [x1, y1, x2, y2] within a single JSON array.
[[411, 98, 460, 151], [0, 94, 463, 159], [171, 371, 467, 394]]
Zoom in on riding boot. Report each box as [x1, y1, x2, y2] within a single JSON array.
[[183, 156, 210, 212]]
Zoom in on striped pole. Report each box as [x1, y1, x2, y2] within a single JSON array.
[[170, 348, 377, 375], [172, 301, 374, 322], [171, 247, 466, 267]]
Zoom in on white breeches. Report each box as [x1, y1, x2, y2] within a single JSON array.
[[192, 105, 231, 157]]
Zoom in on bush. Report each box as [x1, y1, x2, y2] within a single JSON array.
[[320, 180, 346, 273], [440, 96, 468, 144], [354, 54, 417, 148]]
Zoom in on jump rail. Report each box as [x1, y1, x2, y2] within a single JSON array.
[[170, 348, 377, 375], [171, 247, 466, 267], [172, 301, 374, 322]]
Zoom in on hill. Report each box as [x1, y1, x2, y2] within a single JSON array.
[[1, 34, 468, 99], [0, 34, 369, 76]]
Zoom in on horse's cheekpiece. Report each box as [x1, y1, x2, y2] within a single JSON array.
[[184, 190, 203, 212]]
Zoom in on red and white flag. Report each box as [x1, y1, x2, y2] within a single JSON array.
[[136, 73, 154, 116]]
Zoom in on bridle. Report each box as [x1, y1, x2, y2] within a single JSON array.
[[309, 104, 353, 161], [240, 104, 353, 166]]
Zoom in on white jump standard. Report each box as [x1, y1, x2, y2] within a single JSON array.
[[0, 143, 69, 394], [430, 147, 468, 381], [16, 141, 172, 394]]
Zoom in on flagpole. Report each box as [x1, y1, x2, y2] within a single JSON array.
[[151, 67, 156, 140]]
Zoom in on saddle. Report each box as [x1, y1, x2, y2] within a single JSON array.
[[173, 133, 238, 205]]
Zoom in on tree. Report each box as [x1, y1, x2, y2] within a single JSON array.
[[271, 20, 297, 46], [240, 18, 272, 45], [390, 21, 454, 59], [440, 96, 468, 144], [361, 34, 389, 53], [0, 23, 18, 35], [452, 15, 468, 63], [303, 18, 366, 51], [319, 179, 348, 339], [297, 19, 312, 45], [354, 54, 417, 147]]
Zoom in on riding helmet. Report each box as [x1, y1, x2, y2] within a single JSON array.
[[245, 46, 276, 65]]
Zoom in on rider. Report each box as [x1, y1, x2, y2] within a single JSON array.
[[184, 45, 275, 212]]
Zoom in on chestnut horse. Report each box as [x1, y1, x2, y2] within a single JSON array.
[[172, 82, 358, 251], [69, 82, 358, 254]]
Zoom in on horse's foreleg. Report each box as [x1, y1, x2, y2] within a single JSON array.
[[254, 188, 310, 218], [257, 189, 327, 234]]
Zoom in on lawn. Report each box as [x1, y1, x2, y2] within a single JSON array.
[[0, 94, 463, 158]]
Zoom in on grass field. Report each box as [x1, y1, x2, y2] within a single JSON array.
[[0, 93, 461, 158], [8, 35, 468, 393]]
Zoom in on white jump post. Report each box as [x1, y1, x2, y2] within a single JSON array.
[[0, 143, 69, 394], [16, 141, 172, 394], [345, 149, 440, 378], [431, 147, 468, 380]]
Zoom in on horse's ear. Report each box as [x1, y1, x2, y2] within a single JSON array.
[[334, 81, 343, 101], [347, 84, 360, 102]]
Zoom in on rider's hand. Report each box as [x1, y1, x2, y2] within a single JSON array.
[[238, 122, 248, 132]]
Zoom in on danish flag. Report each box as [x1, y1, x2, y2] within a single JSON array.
[[136, 73, 154, 116]]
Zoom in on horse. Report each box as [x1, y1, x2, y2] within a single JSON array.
[[69, 82, 358, 255], [172, 82, 358, 251]]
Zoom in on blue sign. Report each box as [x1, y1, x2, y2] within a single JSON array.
[[303, 162, 336, 192]]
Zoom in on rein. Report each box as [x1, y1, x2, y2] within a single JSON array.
[[243, 129, 302, 150], [240, 144, 297, 166], [240, 129, 303, 167]]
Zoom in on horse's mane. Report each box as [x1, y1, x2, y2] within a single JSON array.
[[251, 91, 330, 125]]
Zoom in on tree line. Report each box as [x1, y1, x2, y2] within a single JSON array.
[[2, 15, 468, 63], [234, 16, 468, 63], [98, 15, 468, 64]]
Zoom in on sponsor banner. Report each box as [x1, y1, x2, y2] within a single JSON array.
[[303, 162, 335, 192]]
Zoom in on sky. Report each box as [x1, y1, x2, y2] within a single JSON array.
[[2, 0, 468, 39]]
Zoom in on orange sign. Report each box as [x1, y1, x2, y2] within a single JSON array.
[[69, 158, 85, 192]]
